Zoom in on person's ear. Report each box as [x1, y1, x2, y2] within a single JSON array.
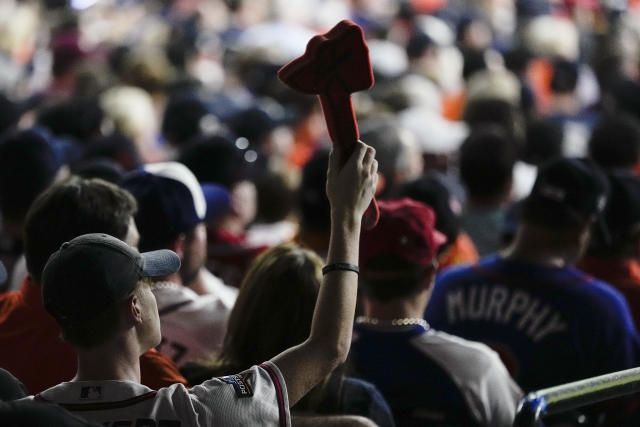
[[172, 234, 186, 259], [127, 294, 143, 325], [579, 218, 595, 241]]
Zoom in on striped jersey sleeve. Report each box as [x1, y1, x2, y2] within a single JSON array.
[[188, 361, 291, 426]]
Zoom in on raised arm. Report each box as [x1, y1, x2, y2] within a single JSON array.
[[270, 141, 377, 406]]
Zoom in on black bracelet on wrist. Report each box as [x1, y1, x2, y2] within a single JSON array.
[[322, 263, 359, 276]]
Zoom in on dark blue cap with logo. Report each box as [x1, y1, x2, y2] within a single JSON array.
[[525, 157, 610, 243], [123, 162, 230, 249], [527, 157, 609, 219]]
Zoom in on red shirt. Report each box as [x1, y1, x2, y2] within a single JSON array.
[[579, 256, 640, 333], [0, 276, 187, 393]]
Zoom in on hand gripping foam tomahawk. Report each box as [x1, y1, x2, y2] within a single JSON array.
[[277, 20, 380, 229]]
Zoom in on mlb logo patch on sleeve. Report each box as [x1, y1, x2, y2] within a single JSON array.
[[220, 373, 254, 398]]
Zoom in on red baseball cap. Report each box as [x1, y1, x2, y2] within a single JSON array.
[[360, 198, 447, 271]]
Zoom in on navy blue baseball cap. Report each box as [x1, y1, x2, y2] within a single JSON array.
[[123, 162, 230, 248], [527, 157, 609, 219], [525, 157, 610, 243], [42, 233, 180, 325]]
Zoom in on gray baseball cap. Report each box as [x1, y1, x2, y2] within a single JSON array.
[[42, 233, 180, 325]]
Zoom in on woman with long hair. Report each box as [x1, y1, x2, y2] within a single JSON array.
[[182, 242, 395, 426]]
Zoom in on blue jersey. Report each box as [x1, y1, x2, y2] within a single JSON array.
[[426, 255, 640, 391], [349, 323, 521, 427]]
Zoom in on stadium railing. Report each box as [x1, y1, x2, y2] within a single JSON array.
[[513, 367, 640, 426]]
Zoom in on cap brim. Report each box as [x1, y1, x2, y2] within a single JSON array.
[[202, 182, 231, 221], [140, 249, 181, 277]]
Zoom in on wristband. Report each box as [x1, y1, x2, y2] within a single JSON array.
[[322, 263, 359, 276]]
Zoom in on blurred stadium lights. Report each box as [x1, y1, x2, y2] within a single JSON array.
[[71, 0, 99, 10]]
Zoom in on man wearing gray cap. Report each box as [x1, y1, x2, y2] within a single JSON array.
[[20, 142, 378, 427]]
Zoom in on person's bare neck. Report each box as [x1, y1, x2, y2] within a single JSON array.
[[364, 291, 430, 321], [73, 334, 142, 383], [502, 224, 580, 268], [186, 268, 208, 295]]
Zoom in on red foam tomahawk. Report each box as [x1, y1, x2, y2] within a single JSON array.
[[278, 19, 380, 229]]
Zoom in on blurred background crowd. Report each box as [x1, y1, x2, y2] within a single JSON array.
[[3, 0, 640, 424], [1, 0, 640, 287]]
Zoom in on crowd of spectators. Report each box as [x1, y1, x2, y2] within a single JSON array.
[[3, 0, 640, 425]]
